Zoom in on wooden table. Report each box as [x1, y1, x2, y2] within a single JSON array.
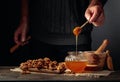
[[0, 66, 119, 81]]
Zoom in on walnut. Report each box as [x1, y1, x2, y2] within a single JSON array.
[[57, 62, 66, 73], [19, 57, 67, 74], [49, 61, 58, 70]]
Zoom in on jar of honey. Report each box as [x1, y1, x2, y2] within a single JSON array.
[[65, 51, 88, 73]]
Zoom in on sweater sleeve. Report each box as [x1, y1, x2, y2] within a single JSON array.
[[89, 0, 108, 7]]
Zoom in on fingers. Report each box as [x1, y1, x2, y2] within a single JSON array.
[[92, 12, 105, 26], [85, 5, 105, 27], [21, 23, 27, 42], [21, 33, 26, 42], [14, 18, 28, 45], [21, 36, 31, 46], [14, 27, 27, 44], [89, 9, 101, 22], [85, 9, 92, 21], [14, 31, 21, 44], [21, 41, 29, 46], [14, 31, 25, 44]]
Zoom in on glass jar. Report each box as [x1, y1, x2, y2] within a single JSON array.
[[65, 51, 88, 73]]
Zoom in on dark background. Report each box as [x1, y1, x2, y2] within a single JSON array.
[[5, 0, 120, 70], [92, 0, 120, 70]]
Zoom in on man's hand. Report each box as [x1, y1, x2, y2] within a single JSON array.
[[14, 17, 28, 44], [14, 0, 29, 44], [85, 0, 105, 27]]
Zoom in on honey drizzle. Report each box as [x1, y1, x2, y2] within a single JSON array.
[[76, 35, 78, 55]]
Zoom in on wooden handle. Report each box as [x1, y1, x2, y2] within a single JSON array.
[[10, 44, 20, 53], [106, 50, 114, 71], [73, 21, 89, 36], [95, 39, 109, 54], [10, 36, 31, 53]]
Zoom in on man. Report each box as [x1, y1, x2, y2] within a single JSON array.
[[14, 0, 107, 62]]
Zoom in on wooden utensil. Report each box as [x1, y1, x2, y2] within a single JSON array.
[[94, 39, 109, 54], [106, 50, 114, 71], [10, 36, 31, 53], [73, 21, 89, 36]]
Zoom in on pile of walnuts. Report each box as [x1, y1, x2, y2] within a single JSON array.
[[19, 57, 66, 73]]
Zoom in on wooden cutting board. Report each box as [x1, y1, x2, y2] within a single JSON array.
[[10, 67, 62, 74]]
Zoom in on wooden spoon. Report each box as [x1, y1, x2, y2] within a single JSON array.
[[73, 21, 89, 36], [94, 39, 109, 54], [10, 36, 31, 53], [106, 50, 114, 71]]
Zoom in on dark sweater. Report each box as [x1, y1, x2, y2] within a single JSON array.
[[28, 0, 106, 45]]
